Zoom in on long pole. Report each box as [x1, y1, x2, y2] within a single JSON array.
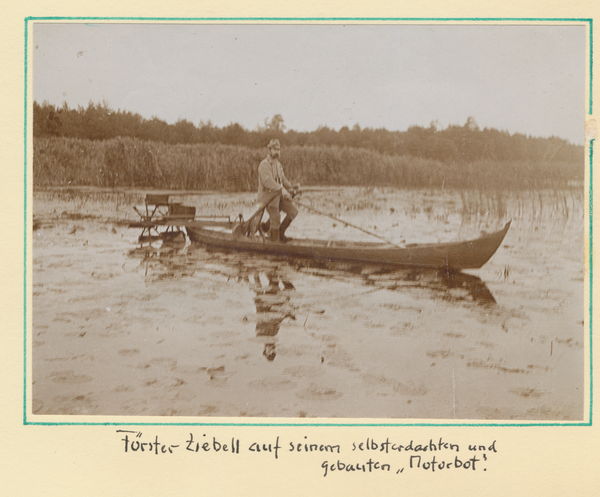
[[293, 198, 405, 249]]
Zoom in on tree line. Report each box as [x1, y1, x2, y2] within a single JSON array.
[[33, 100, 584, 165]]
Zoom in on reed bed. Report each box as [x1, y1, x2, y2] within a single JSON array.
[[296, 187, 583, 222], [33, 136, 582, 192], [34, 136, 584, 237], [34, 137, 261, 191]]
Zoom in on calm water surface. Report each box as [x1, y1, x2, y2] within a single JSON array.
[[31, 189, 585, 420]]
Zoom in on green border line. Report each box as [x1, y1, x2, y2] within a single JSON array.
[[23, 17, 594, 427], [17, 421, 596, 427], [22, 16, 595, 20]]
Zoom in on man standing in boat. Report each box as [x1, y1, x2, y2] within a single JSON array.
[[258, 139, 300, 243]]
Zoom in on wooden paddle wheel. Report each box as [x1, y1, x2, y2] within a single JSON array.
[[129, 194, 196, 243]]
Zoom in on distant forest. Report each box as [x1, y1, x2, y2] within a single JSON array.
[[34, 101, 583, 165]]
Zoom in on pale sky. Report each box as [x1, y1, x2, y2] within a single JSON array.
[[32, 23, 587, 144]]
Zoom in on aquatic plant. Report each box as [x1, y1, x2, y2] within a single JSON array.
[[33, 136, 582, 194]]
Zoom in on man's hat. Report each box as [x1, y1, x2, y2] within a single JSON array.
[[267, 139, 280, 149]]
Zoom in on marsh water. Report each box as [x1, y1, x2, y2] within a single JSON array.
[[31, 187, 585, 420]]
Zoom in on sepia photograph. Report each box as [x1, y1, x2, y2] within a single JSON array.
[[30, 22, 587, 420]]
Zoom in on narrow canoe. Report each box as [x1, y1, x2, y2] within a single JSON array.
[[186, 221, 511, 270]]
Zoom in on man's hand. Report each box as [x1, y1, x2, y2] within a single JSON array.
[[282, 187, 291, 200]]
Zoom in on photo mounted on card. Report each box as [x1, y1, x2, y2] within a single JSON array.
[[28, 21, 590, 423]]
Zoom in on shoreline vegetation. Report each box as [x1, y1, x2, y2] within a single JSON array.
[[34, 135, 582, 192], [33, 101, 583, 194]]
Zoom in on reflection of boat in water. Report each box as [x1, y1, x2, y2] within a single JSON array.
[[186, 221, 510, 270], [127, 237, 497, 307], [125, 241, 496, 365], [290, 258, 497, 306], [126, 238, 195, 279], [236, 263, 496, 363]]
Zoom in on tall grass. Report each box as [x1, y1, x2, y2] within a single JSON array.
[[33, 136, 582, 192], [34, 136, 261, 190]]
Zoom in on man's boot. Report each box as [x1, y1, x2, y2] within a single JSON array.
[[260, 219, 270, 233], [268, 226, 280, 243], [279, 216, 293, 243]]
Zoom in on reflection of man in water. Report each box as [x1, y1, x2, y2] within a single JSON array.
[[249, 271, 296, 361]]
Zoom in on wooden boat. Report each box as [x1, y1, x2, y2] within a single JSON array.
[[186, 220, 511, 270], [128, 194, 510, 270]]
